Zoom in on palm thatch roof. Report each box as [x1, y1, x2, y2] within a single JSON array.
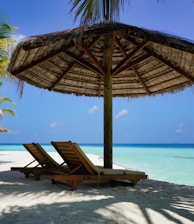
[[8, 22, 194, 97]]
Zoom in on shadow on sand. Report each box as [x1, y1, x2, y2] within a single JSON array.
[[0, 170, 194, 224]]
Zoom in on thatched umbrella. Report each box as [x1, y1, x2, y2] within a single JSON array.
[[8, 22, 194, 168]]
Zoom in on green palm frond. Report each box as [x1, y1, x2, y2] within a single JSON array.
[[70, 0, 130, 25], [0, 95, 16, 120], [0, 22, 19, 122], [0, 23, 15, 39], [1, 109, 16, 117], [70, 0, 162, 26], [0, 22, 24, 97], [0, 97, 16, 106]]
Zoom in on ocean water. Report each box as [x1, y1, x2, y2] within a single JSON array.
[[1, 143, 194, 186]]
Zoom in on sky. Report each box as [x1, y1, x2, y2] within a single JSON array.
[[1, 0, 194, 144]]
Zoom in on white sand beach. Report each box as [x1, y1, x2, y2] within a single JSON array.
[[0, 151, 194, 224]]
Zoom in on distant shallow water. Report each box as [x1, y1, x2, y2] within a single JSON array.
[[1, 143, 194, 186]]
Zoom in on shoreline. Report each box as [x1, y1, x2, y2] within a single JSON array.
[[1, 150, 194, 187], [0, 151, 194, 223], [1, 143, 194, 186]]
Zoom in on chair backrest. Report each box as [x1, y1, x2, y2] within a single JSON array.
[[51, 141, 100, 175], [23, 143, 59, 168]]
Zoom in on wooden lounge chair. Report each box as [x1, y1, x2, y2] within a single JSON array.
[[47, 141, 148, 190], [11, 143, 68, 180]]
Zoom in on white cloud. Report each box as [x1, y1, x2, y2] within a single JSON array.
[[8, 129, 21, 134], [115, 109, 128, 119], [176, 122, 185, 133], [11, 33, 26, 50], [12, 33, 26, 43], [178, 122, 184, 128], [50, 122, 62, 128], [88, 105, 99, 114]]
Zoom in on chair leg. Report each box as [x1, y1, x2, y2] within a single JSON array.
[[24, 173, 30, 178], [49, 175, 84, 191], [35, 175, 41, 180], [52, 179, 56, 184], [131, 179, 138, 186], [67, 180, 83, 191]]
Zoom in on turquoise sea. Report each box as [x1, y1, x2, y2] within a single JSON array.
[[1, 143, 194, 186]]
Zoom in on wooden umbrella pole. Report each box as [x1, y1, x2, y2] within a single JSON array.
[[103, 33, 114, 168], [104, 71, 112, 168]]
